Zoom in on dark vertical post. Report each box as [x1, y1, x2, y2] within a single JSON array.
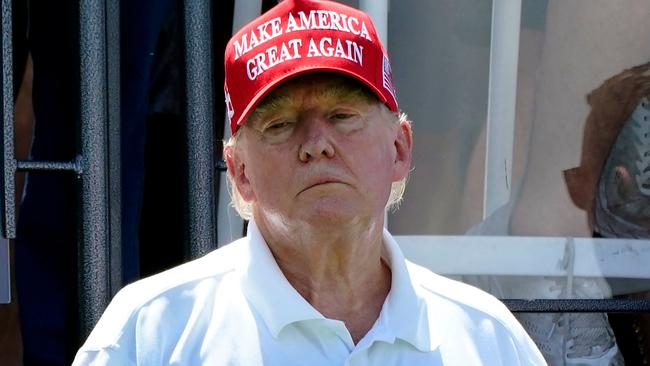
[[105, 0, 122, 297], [78, 0, 110, 340], [184, 0, 217, 259], [0, 0, 14, 305], [1, 0, 15, 240]]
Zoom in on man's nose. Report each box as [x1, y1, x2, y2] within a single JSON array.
[[298, 116, 335, 162]]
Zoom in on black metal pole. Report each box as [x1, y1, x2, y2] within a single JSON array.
[[184, 0, 217, 259], [1, 0, 15, 240], [0, 0, 13, 305], [105, 0, 122, 298], [78, 0, 110, 340]]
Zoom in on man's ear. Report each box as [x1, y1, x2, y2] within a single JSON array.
[[224, 144, 255, 202], [392, 119, 413, 181]]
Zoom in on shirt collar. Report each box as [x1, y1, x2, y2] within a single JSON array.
[[239, 220, 324, 338], [379, 228, 440, 352], [238, 220, 440, 352]]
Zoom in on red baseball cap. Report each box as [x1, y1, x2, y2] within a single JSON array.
[[224, 0, 398, 135]]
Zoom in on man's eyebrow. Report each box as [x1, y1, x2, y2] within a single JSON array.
[[249, 94, 294, 122]]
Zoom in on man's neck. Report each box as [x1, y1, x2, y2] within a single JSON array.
[[254, 214, 392, 344]]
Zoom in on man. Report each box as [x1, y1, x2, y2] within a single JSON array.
[[73, 0, 545, 364]]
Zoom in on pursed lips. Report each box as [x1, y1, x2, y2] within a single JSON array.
[[298, 176, 349, 194]]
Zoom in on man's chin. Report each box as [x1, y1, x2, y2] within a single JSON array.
[[299, 203, 371, 227]]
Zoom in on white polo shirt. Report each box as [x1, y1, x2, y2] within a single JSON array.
[[73, 221, 546, 365]]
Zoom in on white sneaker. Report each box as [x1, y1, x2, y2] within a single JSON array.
[[514, 277, 624, 366]]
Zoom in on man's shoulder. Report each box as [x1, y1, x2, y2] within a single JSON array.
[[405, 260, 514, 323], [120, 238, 244, 303], [403, 260, 547, 364], [80, 237, 247, 349]]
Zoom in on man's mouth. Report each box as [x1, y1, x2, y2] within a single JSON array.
[[299, 178, 347, 194]]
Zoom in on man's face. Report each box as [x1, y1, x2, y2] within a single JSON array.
[[225, 74, 412, 228]]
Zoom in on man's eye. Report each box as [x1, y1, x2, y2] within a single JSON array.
[[266, 121, 293, 130], [331, 112, 355, 120]]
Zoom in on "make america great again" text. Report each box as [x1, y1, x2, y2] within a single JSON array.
[[233, 10, 373, 80]]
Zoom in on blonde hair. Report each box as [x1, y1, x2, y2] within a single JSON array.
[[224, 110, 411, 221]]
